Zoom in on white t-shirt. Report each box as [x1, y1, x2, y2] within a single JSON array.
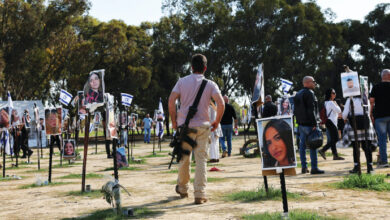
[[172, 74, 221, 128], [342, 97, 365, 120], [325, 101, 341, 127]]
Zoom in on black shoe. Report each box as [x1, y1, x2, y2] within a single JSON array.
[[333, 155, 345, 160], [20, 155, 27, 159], [28, 150, 33, 157], [367, 164, 374, 174], [318, 150, 326, 160], [349, 165, 360, 174], [107, 155, 113, 159], [301, 167, 309, 174], [310, 168, 325, 175]]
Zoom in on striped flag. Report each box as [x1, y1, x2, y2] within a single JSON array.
[[279, 78, 293, 95], [59, 89, 73, 106], [121, 93, 133, 107]]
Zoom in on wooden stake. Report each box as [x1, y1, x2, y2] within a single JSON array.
[[81, 111, 90, 192]]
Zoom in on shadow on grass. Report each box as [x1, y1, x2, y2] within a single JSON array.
[[128, 158, 146, 164], [165, 168, 195, 174], [331, 174, 390, 191], [140, 153, 167, 158], [62, 207, 164, 220], [225, 186, 304, 202], [166, 177, 226, 185], [243, 209, 346, 220]]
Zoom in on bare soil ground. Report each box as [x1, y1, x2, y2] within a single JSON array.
[[1, 136, 390, 220]]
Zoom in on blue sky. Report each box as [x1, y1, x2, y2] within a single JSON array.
[[88, 0, 390, 25]]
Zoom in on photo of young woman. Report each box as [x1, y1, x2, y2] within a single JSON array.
[[279, 98, 291, 116], [63, 139, 76, 159], [257, 116, 296, 170], [45, 108, 62, 135], [84, 70, 104, 105], [0, 107, 10, 128]]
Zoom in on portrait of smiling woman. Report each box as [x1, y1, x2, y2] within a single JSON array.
[[84, 70, 105, 105], [259, 117, 296, 169]]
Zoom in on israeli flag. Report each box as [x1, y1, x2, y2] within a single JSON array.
[[279, 78, 293, 95], [158, 97, 165, 120], [59, 89, 73, 106], [121, 93, 133, 107]]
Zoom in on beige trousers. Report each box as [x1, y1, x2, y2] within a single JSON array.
[[177, 126, 210, 198]]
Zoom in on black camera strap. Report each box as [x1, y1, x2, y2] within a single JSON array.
[[183, 79, 208, 126]]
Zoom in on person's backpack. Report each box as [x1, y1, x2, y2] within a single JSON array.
[[319, 103, 332, 125]]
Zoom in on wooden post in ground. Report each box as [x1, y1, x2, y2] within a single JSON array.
[[81, 111, 90, 192]]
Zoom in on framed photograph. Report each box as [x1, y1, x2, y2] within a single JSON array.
[[116, 147, 128, 168], [10, 108, 21, 127], [120, 112, 127, 128], [77, 91, 87, 115], [279, 97, 292, 116], [45, 108, 62, 135], [129, 113, 138, 130], [105, 93, 117, 139], [63, 139, 76, 159], [83, 70, 105, 107], [341, 71, 361, 98], [0, 107, 10, 129], [94, 111, 101, 126], [257, 116, 297, 170]]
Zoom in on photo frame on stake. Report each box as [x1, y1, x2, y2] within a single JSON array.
[[359, 75, 369, 106], [120, 112, 127, 128], [10, 108, 21, 127], [0, 107, 10, 129], [45, 108, 62, 135], [77, 91, 87, 116], [63, 139, 76, 159], [341, 71, 361, 98], [83, 69, 105, 110], [94, 112, 101, 126], [116, 147, 128, 168], [105, 93, 118, 140], [257, 116, 297, 171], [129, 113, 138, 130]]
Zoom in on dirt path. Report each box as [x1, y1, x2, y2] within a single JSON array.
[[1, 136, 389, 219]]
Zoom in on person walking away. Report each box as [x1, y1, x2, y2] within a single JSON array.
[[343, 96, 375, 173], [318, 88, 344, 160], [293, 76, 324, 174], [370, 69, 390, 168], [142, 114, 153, 144], [219, 95, 238, 158], [168, 54, 224, 204]]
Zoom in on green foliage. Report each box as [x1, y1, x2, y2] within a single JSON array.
[[243, 209, 344, 220], [226, 186, 302, 202], [334, 174, 390, 191]]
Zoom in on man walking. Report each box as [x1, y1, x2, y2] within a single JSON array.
[[294, 76, 325, 174], [370, 69, 390, 168], [168, 54, 224, 204], [262, 95, 278, 118], [142, 114, 153, 143], [219, 95, 238, 158]]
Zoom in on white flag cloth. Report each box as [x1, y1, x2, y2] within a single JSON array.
[[59, 89, 73, 106], [155, 97, 165, 138], [251, 64, 265, 104], [121, 93, 133, 107], [279, 78, 293, 95]]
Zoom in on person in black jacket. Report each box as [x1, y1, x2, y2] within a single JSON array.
[[293, 76, 324, 175], [262, 95, 277, 118]]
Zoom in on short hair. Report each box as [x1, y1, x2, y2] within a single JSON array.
[[262, 119, 295, 167], [302, 76, 313, 85], [347, 78, 352, 82], [265, 95, 272, 101], [191, 54, 207, 73], [381, 69, 390, 78]]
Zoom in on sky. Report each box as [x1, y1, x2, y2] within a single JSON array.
[[88, 0, 390, 26]]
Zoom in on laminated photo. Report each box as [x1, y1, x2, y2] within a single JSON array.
[[359, 75, 369, 106], [116, 147, 128, 168], [45, 108, 62, 135], [77, 91, 87, 115], [341, 71, 361, 98], [257, 116, 297, 170], [83, 69, 105, 109], [105, 93, 117, 139], [63, 139, 76, 159]]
